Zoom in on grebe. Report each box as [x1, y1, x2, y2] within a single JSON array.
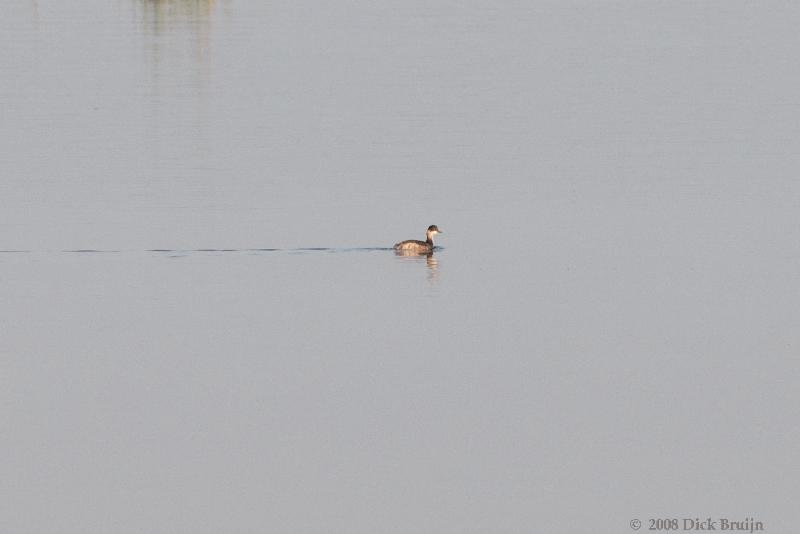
[[394, 225, 442, 253]]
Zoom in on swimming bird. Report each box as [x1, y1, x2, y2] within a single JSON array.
[[393, 225, 442, 254]]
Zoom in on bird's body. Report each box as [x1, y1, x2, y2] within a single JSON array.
[[394, 225, 442, 254]]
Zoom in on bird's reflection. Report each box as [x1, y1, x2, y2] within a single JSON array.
[[134, 0, 216, 162], [30, 0, 39, 27], [394, 249, 440, 282], [137, 0, 217, 28]]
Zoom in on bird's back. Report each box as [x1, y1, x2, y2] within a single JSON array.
[[394, 239, 431, 251]]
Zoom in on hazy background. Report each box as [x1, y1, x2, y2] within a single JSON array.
[[1, 1, 799, 532]]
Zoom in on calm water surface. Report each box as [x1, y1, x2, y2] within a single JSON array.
[[2, 1, 799, 533]]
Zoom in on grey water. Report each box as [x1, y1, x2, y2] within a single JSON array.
[[2, 1, 799, 533]]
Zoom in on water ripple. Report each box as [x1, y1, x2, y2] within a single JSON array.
[[63, 249, 121, 253], [3, 247, 429, 256]]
